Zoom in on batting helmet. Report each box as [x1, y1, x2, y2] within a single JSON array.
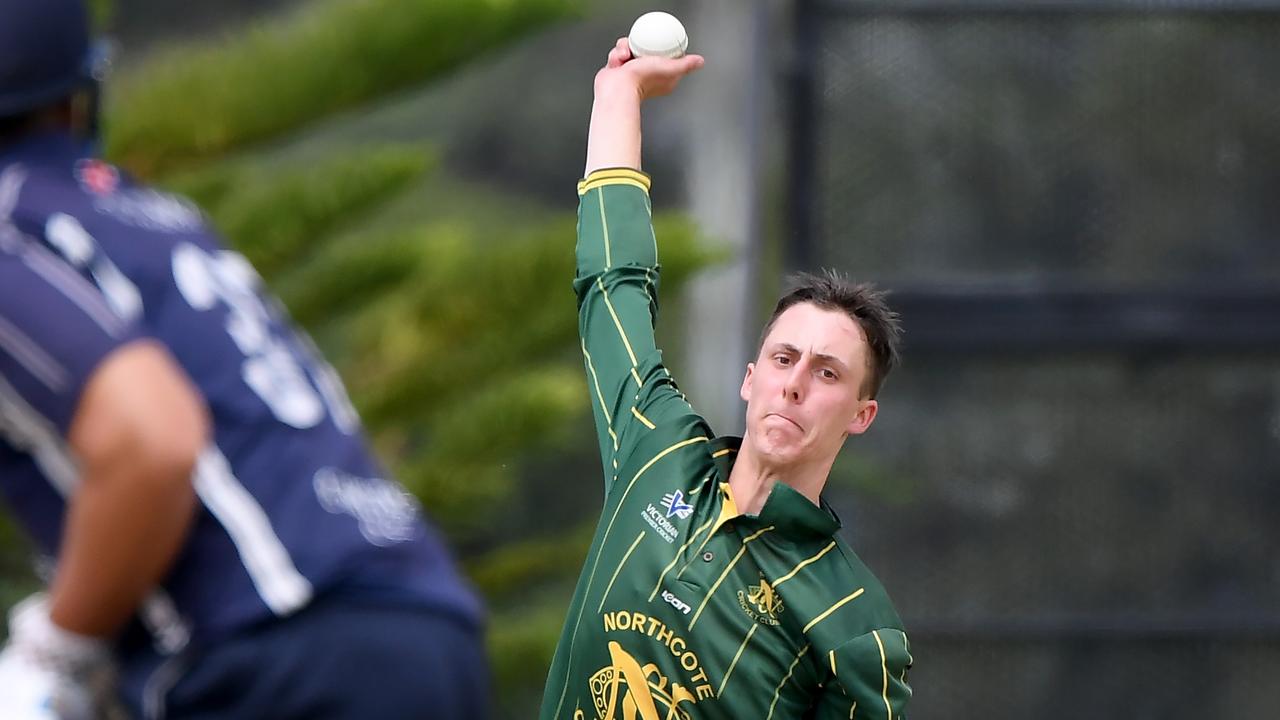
[[0, 0, 94, 118]]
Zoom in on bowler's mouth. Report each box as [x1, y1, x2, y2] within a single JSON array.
[[766, 412, 803, 432]]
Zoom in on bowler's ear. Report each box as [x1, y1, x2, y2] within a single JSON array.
[[846, 399, 878, 436], [739, 363, 755, 402]]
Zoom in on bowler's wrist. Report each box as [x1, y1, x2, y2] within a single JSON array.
[[592, 75, 644, 107]]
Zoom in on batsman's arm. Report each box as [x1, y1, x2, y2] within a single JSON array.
[[0, 252, 203, 641], [573, 40, 704, 487], [54, 340, 205, 637]]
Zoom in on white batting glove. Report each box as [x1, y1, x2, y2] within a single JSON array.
[[0, 594, 110, 720]]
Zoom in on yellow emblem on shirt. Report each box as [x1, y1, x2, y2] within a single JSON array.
[[738, 576, 784, 626], [580, 641, 697, 720]]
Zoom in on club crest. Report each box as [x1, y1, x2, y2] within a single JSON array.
[[738, 576, 784, 626]]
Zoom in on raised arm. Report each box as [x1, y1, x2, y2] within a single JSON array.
[[574, 39, 704, 487]]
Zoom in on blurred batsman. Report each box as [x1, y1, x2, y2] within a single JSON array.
[[540, 38, 912, 718], [0, 1, 487, 718]]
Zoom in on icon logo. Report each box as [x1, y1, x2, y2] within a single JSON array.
[[660, 590, 692, 615], [737, 576, 784, 626], [660, 490, 693, 519]]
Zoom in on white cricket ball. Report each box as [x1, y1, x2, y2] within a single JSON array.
[[628, 11, 689, 59]]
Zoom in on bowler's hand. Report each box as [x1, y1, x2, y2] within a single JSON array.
[[584, 38, 703, 175], [594, 36, 704, 102]]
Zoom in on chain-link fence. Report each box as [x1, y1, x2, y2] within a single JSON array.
[[789, 2, 1280, 716]]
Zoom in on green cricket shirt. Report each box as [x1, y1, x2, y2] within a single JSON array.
[[539, 168, 912, 720]]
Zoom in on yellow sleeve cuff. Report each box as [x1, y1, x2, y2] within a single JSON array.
[[577, 167, 652, 196]]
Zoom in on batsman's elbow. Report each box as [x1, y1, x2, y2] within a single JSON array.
[[68, 340, 210, 494]]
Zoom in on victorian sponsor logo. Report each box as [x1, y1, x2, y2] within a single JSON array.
[[661, 490, 693, 519], [642, 489, 690, 543]]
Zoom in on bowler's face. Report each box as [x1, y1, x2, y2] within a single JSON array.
[[740, 303, 878, 469]]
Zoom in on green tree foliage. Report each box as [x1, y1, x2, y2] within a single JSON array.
[[107, 0, 585, 176]]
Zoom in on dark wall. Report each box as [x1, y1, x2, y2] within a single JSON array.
[[797, 5, 1280, 718]]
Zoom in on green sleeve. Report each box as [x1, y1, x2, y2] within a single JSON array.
[[814, 628, 913, 719], [573, 168, 699, 489]]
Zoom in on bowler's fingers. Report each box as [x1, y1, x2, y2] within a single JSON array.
[[606, 37, 632, 68], [671, 53, 705, 77], [631, 53, 706, 97]]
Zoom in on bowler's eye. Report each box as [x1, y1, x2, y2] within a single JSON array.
[[820, 368, 838, 381], [774, 354, 792, 367]]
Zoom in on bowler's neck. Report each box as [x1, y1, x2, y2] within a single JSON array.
[[727, 433, 833, 515]]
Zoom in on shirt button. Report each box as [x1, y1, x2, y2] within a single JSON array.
[[702, 551, 714, 562]]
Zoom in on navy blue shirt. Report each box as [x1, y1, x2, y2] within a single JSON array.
[[0, 133, 481, 659]]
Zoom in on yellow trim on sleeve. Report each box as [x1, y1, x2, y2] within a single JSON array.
[[578, 167, 652, 195], [581, 341, 618, 451], [580, 176, 649, 195], [595, 277, 644, 392], [873, 630, 891, 720], [630, 406, 656, 429], [598, 191, 612, 268]]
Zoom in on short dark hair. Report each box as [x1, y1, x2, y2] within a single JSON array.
[[759, 269, 902, 399]]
